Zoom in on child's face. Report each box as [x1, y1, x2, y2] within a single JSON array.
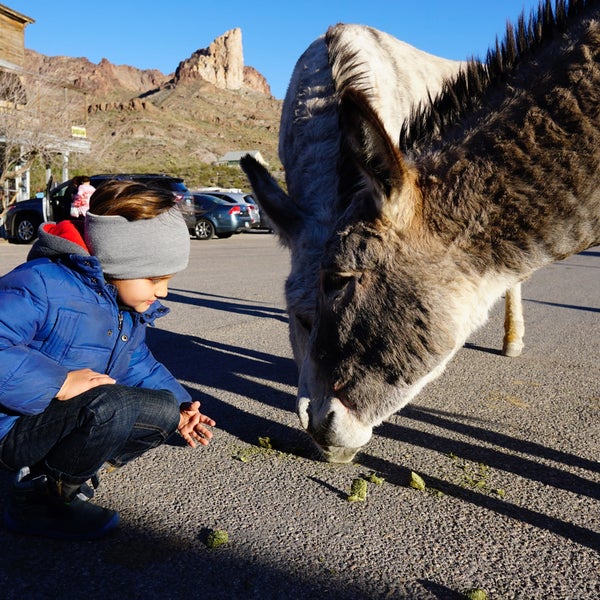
[[112, 275, 174, 312]]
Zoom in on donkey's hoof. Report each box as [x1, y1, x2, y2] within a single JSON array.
[[502, 341, 524, 357]]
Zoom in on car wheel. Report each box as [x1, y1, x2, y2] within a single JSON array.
[[216, 232, 233, 239], [15, 215, 40, 243], [194, 219, 215, 240]]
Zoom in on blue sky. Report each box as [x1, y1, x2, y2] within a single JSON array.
[[9, 1, 541, 99]]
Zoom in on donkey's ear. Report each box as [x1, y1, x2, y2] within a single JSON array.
[[240, 154, 304, 246], [338, 88, 415, 228]]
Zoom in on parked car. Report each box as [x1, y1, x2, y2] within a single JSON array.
[[196, 188, 261, 229], [4, 173, 193, 243], [252, 198, 273, 232], [239, 193, 273, 232], [182, 193, 251, 240]]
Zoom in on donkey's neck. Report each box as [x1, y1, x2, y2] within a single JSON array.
[[421, 14, 600, 278]]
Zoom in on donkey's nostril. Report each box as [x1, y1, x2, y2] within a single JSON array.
[[308, 410, 336, 445], [324, 410, 335, 429], [333, 387, 356, 410]]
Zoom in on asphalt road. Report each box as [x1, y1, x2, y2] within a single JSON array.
[[0, 234, 598, 599]]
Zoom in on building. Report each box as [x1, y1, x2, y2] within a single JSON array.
[[0, 2, 89, 219], [0, 4, 33, 214], [0, 4, 33, 71]]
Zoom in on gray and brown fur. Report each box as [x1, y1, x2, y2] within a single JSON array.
[[242, 0, 600, 461], [243, 24, 465, 367]]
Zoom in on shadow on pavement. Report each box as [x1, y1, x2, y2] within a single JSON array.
[[355, 405, 600, 551], [146, 326, 313, 456], [167, 288, 289, 324], [146, 327, 297, 398], [0, 510, 409, 600]]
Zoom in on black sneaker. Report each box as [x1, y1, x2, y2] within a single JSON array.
[[2, 467, 120, 541]]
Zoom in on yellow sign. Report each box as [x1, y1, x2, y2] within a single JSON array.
[[71, 126, 87, 138]]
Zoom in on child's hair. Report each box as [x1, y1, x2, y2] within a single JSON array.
[[84, 180, 189, 279], [89, 180, 176, 221], [71, 175, 92, 191]]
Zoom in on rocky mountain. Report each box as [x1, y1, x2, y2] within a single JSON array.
[[23, 28, 282, 187], [173, 28, 271, 95], [24, 52, 169, 96]]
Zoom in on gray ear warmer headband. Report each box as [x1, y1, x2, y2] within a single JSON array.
[[84, 207, 190, 279]]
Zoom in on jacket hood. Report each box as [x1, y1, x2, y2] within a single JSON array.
[[27, 220, 91, 261], [25, 220, 170, 324]]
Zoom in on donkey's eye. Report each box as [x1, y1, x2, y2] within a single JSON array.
[[321, 271, 354, 296]]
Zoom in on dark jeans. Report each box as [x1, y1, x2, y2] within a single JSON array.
[[0, 385, 180, 487]]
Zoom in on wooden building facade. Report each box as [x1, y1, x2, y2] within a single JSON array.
[[0, 4, 34, 70]]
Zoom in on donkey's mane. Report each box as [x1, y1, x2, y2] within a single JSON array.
[[325, 24, 375, 104], [399, 0, 594, 153]]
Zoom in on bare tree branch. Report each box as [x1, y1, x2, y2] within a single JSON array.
[[1, 67, 88, 204]]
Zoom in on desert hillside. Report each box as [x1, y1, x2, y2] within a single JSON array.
[[23, 28, 283, 188]]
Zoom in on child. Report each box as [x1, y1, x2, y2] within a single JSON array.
[[0, 180, 215, 540], [70, 175, 96, 218]]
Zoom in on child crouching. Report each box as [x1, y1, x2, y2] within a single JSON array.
[[0, 180, 215, 540]]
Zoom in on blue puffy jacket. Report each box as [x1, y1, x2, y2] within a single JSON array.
[[0, 221, 191, 439]]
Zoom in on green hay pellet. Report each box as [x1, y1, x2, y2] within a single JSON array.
[[206, 529, 229, 548], [464, 588, 487, 600], [368, 472, 385, 485], [347, 478, 368, 502], [258, 436, 273, 449], [409, 471, 426, 491]]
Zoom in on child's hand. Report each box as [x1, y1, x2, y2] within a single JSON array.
[[56, 369, 116, 400], [178, 401, 216, 448]]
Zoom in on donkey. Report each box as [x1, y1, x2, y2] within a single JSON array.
[[243, 0, 600, 462]]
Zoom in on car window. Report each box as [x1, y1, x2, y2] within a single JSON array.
[[50, 182, 71, 199], [194, 194, 228, 206]]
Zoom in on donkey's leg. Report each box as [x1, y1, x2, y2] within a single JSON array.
[[502, 283, 525, 357]]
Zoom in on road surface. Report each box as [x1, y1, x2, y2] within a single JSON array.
[[0, 234, 598, 599]]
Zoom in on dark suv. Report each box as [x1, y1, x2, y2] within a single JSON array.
[[4, 173, 193, 243]]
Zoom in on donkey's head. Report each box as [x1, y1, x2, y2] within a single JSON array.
[[294, 88, 510, 462], [243, 89, 489, 462]]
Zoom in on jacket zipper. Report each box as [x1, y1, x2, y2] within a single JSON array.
[[106, 310, 125, 374]]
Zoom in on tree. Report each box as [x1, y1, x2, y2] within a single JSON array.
[[0, 66, 88, 208]]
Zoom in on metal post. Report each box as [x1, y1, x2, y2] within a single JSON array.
[[62, 151, 69, 183], [23, 168, 30, 201]]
